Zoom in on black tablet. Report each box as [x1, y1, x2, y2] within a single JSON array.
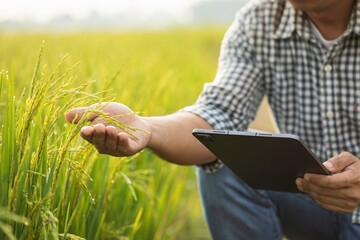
[[192, 129, 331, 192]]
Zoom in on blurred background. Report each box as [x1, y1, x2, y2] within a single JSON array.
[[0, 1, 277, 239], [1, 0, 248, 31]]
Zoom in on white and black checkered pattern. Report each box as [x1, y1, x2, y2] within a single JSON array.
[[182, 0, 360, 223]]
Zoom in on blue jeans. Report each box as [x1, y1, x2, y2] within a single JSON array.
[[196, 165, 360, 240]]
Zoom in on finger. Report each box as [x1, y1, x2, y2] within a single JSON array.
[[323, 152, 357, 173], [104, 126, 119, 155], [116, 132, 134, 156], [303, 173, 341, 188], [315, 200, 356, 214], [304, 162, 360, 189], [90, 116, 102, 123], [65, 107, 98, 124], [92, 124, 106, 153], [316, 195, 359, 213], [80, 126, 94, 143], [296, 178, 346, 198], [297, 180, 357, 213], [65, 102, 112, 124]]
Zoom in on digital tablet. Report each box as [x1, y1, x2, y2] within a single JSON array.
[[192, 129, 331, 192]]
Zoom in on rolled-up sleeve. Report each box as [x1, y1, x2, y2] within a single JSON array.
[[181, 8, 265, 172], [182, 9, 265, 131]]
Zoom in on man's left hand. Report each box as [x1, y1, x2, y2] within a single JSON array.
[[296, 152, 360, 214]]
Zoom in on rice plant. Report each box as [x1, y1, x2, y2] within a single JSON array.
[[0, 43, 148, 239], [0, 30, 221, 240]]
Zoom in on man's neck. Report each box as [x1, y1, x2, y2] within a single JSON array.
[[306, 0, 355, 40]]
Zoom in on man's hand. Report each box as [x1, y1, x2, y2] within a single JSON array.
[[296, 152, 360, 214], [65, 102, 151, 157]]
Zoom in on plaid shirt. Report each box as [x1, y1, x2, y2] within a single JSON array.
[[182, 0, 360, 223]]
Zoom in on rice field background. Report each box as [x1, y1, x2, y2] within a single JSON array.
[[0, 28, 274, 239]]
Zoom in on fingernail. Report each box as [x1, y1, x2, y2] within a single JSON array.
[[323, 161, 334, 170], [81, 126, 92, 135]]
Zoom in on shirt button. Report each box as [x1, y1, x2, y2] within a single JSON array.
[[326, 110, 334, 119], [324, 64, 332, 72]]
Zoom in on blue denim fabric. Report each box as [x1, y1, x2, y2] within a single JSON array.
[[196, 165, 360, 240]]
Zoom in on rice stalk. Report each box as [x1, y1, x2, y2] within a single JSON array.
[[47, 61, 80, 91], [29, 42, 45, 97], [29, 104, 55, 183], [2, 68, 17, 211], [0, 208, 29, 240], [59, 233, 86, 240], [0, 70, 3, 99], [100, 221, 132, 240], [41, 208, 59, 240], [48, 113, 89, 210], [88, 110, 150, 140], [129, 207, 143, 240], [10, 62, 50, 211], [16, 63, 48, 160], [64, 158, 93, 200], [26, 195, 51, 238]]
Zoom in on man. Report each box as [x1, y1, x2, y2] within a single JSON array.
[[65, 0, 360, 239]]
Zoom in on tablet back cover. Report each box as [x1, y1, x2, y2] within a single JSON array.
[[193, 130, 329, 192]]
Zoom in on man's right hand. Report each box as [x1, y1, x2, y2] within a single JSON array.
[[65, 102, 151, 157]]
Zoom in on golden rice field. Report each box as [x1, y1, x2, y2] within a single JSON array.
[[0, 28, 227, 240], [0, 28, 274, 240]]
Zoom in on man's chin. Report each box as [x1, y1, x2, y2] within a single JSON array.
[[287, 0, 327, 12]]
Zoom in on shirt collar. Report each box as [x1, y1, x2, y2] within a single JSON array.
[[348, 0, 360, 36], [274, 0, 360, 40], [273, 1, 296, 39]]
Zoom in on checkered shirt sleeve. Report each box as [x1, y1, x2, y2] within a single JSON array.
[[182, 5, 265, 172]]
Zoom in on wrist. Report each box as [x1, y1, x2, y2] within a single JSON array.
[[142, 116, 164, 151]]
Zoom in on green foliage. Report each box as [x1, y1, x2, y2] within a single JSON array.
[[0, 28, 225, 239]]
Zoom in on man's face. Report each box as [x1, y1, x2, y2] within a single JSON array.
[[287, 0, 351, 12]]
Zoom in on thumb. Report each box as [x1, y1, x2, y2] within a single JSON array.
[[65, 107, 97, 124], [323, 152, 357, 173]]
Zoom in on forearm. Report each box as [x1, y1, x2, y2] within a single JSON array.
[[144, 112, 216, 165]]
